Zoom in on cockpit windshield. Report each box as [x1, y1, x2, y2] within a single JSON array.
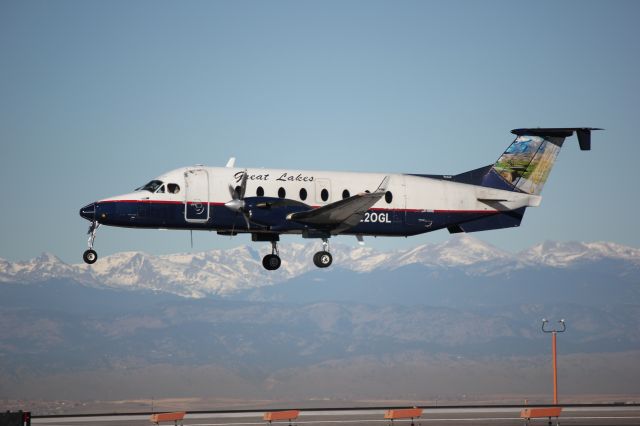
[[135, 180, 163, 192]]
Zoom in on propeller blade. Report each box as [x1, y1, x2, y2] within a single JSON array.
[[228, 184, 238, 200], [238, 169, 248, 199], [225, 170, 250, 230], [242, 212, 251, 229], [228, 170, 248, 200]]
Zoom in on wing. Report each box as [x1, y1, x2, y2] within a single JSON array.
[[286, 176, 390, 233]]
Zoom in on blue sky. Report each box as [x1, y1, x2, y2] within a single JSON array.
[[1, 0, 639, 263]]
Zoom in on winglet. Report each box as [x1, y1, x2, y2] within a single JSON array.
[[226, 157, 236, 168], [376, 176, 390, 193]]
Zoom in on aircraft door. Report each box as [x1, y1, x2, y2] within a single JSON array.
[[184, 168, 210, 223]]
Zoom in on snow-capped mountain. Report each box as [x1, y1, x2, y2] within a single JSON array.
[[0, 252, 78, 283], [393, 236, 513, 268], [0, 235, 638, 298], [519, 240, 640, 267]]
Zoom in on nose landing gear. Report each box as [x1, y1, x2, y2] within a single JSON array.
[[83, 249, 97, 264], [83, 221, 100, 264]]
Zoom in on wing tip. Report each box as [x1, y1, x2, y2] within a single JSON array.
[[376, 175, 391, 192]]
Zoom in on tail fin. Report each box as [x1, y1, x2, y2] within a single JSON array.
[[479, 127, 601, 195]]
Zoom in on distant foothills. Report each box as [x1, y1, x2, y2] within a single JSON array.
[[1, 235, 639, 403]]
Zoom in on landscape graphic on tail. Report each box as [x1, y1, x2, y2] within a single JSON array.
[[492, 134, 563, 195], [79, 127, 601, 270]]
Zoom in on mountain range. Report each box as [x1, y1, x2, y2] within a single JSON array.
[[1, 235, 639, 299]]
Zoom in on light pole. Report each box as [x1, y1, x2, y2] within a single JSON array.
[[542, 318, 566, 405]]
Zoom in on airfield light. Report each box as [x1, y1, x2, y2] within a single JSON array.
[[541, 318, 566, 405]]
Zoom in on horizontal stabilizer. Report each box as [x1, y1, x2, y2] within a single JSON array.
[[511, 127, 602, 151], [449, 207, 527, 233], [475, 187, 542, 208]]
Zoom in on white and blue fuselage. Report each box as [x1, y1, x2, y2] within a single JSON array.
[[81, 166, 535, 236], [79, 128, 599, 269]]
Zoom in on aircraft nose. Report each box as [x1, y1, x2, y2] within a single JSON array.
[[79, 202, 96, 221]]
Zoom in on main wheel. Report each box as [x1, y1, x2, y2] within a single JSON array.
[[313, 251, 332, 268], [262, 254, 281, 270], [83, 249, 98, 264]]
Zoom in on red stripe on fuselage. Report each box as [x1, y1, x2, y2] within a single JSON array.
[[433, 209, 500, 214], [99, 200, 226, 206]]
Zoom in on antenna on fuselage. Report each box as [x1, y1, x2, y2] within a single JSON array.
[[190, 230, 193, 249]]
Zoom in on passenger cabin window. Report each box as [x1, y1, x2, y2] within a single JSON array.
[[342, 189, 350, 199], [136, 180, 163, 192], [385, 191, 393, 204], [321, 188, 329, 202], [278, 187, 286, 198], [168, 183, 180, 194], [256, 186, 264, 197], [299, 188, 307, 201]]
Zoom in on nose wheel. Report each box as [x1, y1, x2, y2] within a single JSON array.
[[83, 249, 98, 264], [313, 238, 333, 268], [83, 222, 100, 264], [262, 241, 282, 270]]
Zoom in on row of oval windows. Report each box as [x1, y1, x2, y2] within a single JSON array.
[[237, 186, 394, 204]]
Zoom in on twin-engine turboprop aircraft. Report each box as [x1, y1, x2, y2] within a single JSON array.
[[79, 127, 599, 270]]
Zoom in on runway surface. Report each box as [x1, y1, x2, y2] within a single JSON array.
[[32, 406, 640, 426]]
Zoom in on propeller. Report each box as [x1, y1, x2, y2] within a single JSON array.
[[224, 170, 251, 229]]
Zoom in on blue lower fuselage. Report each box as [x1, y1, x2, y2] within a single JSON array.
[[81, 200, 520, 237]]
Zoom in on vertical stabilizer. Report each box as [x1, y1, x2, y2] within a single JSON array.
[[479, 127, 601, 195], [491, 134, 564, 195]]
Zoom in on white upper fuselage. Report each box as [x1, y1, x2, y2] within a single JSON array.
[[101, 165, 540, 214]]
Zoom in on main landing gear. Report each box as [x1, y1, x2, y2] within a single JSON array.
[[262, 241, 282, 271], [313, 238, 333, 268], [261, 238, 333, 271], [83, 221, 100, 264]]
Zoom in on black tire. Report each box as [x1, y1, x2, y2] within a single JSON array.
[[83, 249, 98, 264], [262, 254, 281, 270], [313, 251, 332, 268]]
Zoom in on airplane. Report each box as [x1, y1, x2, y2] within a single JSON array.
[[79, 127, 600, 270]]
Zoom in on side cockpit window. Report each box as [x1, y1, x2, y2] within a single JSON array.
[[136, 180, 163, 192], [168, 183, 180, 194]]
